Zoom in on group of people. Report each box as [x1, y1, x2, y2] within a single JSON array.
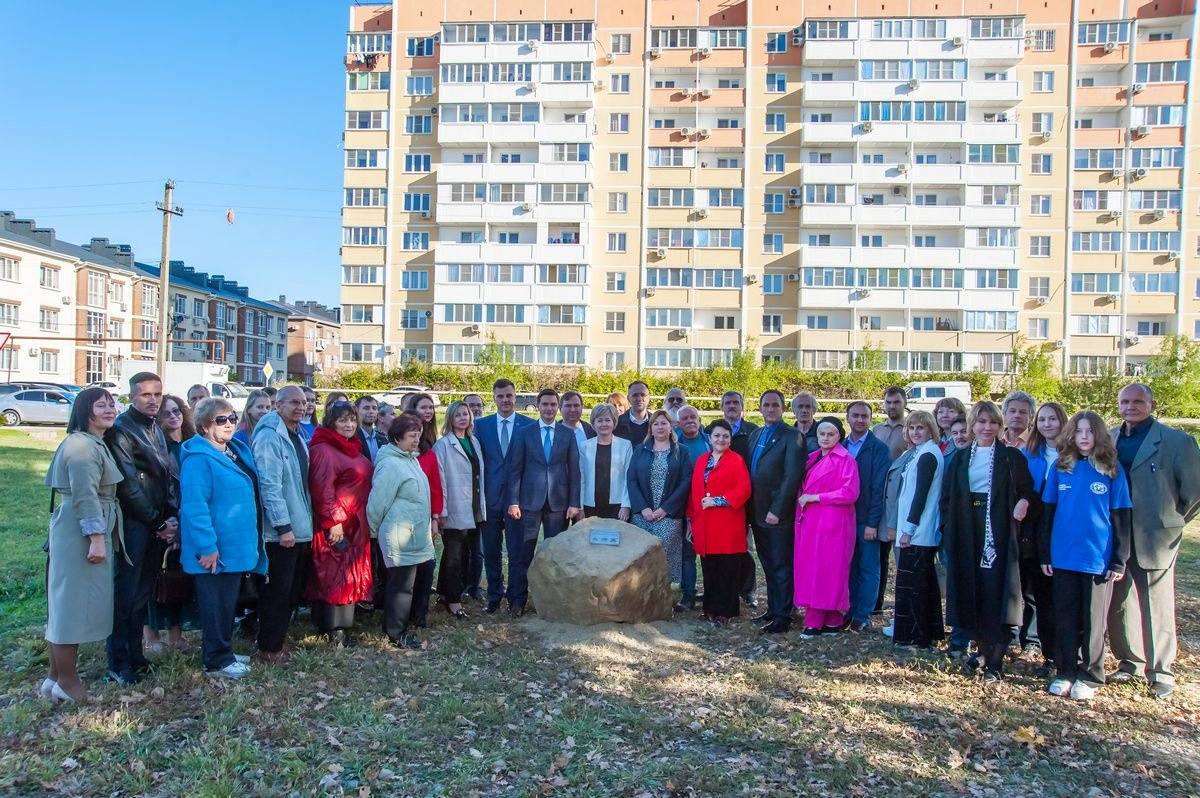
[[39, 374, 1199, 706]]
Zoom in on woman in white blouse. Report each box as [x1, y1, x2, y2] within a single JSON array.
[[579, 404, 632, 520]]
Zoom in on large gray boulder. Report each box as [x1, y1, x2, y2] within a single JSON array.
[[528, 517, 674, 625]]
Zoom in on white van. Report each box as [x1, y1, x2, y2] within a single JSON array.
[[904, 381, 972, 411]]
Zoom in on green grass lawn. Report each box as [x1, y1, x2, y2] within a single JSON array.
[[1, 430, 1198, 797]]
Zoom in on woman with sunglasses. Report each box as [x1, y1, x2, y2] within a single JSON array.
[[307, 400, 375, 647], [179, 398, 268, 678]]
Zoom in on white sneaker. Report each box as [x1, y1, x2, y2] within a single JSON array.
[[233, 654, 250, 664], [882, 625, 894, 638], [207, 661, 251, 678], [1069, 680, 1097, 701], [1047, 678, 1072, 697], [38, 678, 56, 699]]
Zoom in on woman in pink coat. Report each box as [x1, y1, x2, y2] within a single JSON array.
[[794, 417, 861, 638]]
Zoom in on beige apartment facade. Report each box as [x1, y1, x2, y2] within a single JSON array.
[[341, 0, 1199, 375]]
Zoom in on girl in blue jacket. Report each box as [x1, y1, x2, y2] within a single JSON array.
[[1037, 410, 1132, 702]]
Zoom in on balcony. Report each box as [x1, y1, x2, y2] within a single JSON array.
[[438, 40, 596, 63], [801, 38, 860, 62], [438, 121, 591, 145], [649, 47, 745, 69], [1075, 85, 1128, 110], [648, 127, 744, 147], [434, 241, 587, 264], [965, 37, 1024, 62], [807, 121, 1019, 144], [971, 80, 1022, 103], [435, 162, 593, 183], [438, 81, 593, 105]]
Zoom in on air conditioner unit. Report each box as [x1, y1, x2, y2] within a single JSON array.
[[605, 52, 616, 63], [786, 273, 801, 282], [1106, 292, 1120, 303], [892, 186, 904, 196], [119, 302, 128, 312], [697, 128, 711, 138], [674, 327, 689, 336], [61, 296, 72, 305], [315, 338, 327, 351], [1041, 129, 1054, 141], [1104, 41, 1118, 52], [701, 88, 712, 97], [699, 47, 712, 57], [650, 47, 663, 58], [907, 78, 920, 89], [787, 198, 801, 208], [792, 36, 804, 46], [1154, 208, 1167, 220], [654, 248, 667, 258], [746, 274, 759, 284], [1167, 250, 1180, 260], [1126, 335, 1141, 346], [420, 211, 431, 219], [859, 288, 872, 298], [526, 39, 538, 49], [896, 163, 909, 174], [28, 348, 39, 356], [680, 126, 695, 136], [468, 324, 480, 335], [643, 286, 657, 297], [1110, 168, 1123, 179], [695, 208, 709, 219], [792, 26, 804, 35], [1024, 31, 1036, 45], [525, 81, 538, 91], [1134, 125, 1149, 137], [519, 202, 532, 211], [595, 79, 606, 90], [1134, 168, 1148, 179], [861, 120, 874, 132], [1035, 295, 1049, 306], [789, 187, 801, 197], [1053, 339, 1064, 349], [429, 106, 438, 115], [680, 88, 694, 97], [1108, 209, 1123, 219], [951, 36, 965, 47], [1132, 82, 1146, 94]]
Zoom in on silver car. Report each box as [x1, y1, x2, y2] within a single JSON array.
[[0, 389, 73, 425]]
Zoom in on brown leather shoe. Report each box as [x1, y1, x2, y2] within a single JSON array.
[[252, 648, 292, 666]]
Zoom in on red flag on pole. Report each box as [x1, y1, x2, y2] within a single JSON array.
[[225, 208, 235, 224]]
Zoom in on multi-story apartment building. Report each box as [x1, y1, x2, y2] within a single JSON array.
[[0, 211, 292, 386], [272, 296, 342, 385], [342, 1, 1199, 376]]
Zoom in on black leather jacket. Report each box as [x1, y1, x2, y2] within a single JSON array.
[[105, 407, 180, 528]]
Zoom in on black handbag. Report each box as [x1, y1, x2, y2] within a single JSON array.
[[153, 546, 194, 605]]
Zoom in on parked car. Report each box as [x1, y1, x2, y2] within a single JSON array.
[[904, 381, 972, 411], [0, 382, 61, 396], [0, 389, 74, 425], [374, 384, 440, 408], [87, 381, 123, 397], [514, 393, 541, 413]]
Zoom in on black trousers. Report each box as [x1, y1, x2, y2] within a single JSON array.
[[1053, 568, 1112, 687], [893, 545, 944, 647], [107, 518, 163, 674], [370, 537, 386, 610], [384, 560, 435, 641], [464, 527, 483, 598], [584, 504, 623, 519], [195, 571, 242, 671], [1019, 554, 1056, 660], [437, 528, 471, 600], [700, 554, 741, 619], [511, 504, 569, 608], [257, 541, 310, 653], [875, 540, 894, 613], [751, 522, 794, 627], [739, 528, 756, 597]]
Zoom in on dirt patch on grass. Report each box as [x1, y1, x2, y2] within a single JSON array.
[[526, 617, 697, 658]]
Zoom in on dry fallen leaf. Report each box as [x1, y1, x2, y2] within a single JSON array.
[[1014, 726, 1046, 746]]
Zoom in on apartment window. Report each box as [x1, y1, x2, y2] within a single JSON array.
[[764, 193, 785, 214], [609, 153, 629, 172], [346, 149, 385, 168], [973, 269, 1016, 289], [965, 311, 1018, 331], [1072, 190, 1116, 211], [1071, 273, 1122, 293], [404, 115, 433, 135], [860, 101, 912, 122], [911, 268, 963, 288], [1074, 148, 1124, 170], [806, 185, 847, 204], [446, 264, 483, 283], [35, 264, 59, 290], [1073, 315, 1121, 335], [538, 264, 584, 284], [1136, 321, 1166, 337], [405, 76, 433, 95], [406, 36, 435, 56], [606, 272, 626, 292], [347, 33, 391, 53], [343, 266, 381, 284], [808, 234, 831, 246], [1130, 232, 1181, 252], [695, 269, 741, 288], [1131, 147, 1183, 168], [647, 189, 694, 207], [400, 271, 429, 291], [539, 305, 585, 325], [647, 269, 692, 287], [1071, 232, 1122, 252], [763, 234, 784, 254], [402, 193, 431, 212], [607, 233, 627, 253], [761, 315, 782, 334], [1130, 273, 1178, 293], [1077, 22, 1130, 45], [1029, 277, 1050, 300], [345, 188, 388, 207], [38, 350, 58, 374], [1148, 32, 1174, 41], [765, 153, 785, 173], [715, 157, 741, 168], [970, 17, 1022, 38], [488, 184, 522, 203], [968, 144, 1019, 164], [648, 148, 688, 167], [981, 185, 1018, 206], [1134, 105, 1186, 127], [1032, 71, 1055, 92], [763, 274, 784, 294], [84, 273, 105, 307], [1128, 190, 1181, 210], [443, 304, 482, 324], [1030, 29, 1056, 51], [191, 299, 204, 319], [609, 114, 630, 133], [545, 22, 593, 42], [915, 60, 966, 80], [1031, 113, 1053, 134], [605, 352, 625, 371], [347, 110, 386, 129], [806, 20, 851, 39], [347, 71, 390, 91], [1135, 61, 1187, 83], [343, 227, 386, 247], [550, 62, 592, 82], [1032, 154, 1052, 175], [913, 235, 936, 248], [38, 307, 59, 332], [608, 192, 629, 213], [610, 33, 631, 54], [404, 154, 431, 173], [765, 113, 787, 133], [766, 33, 788, 53], [401, 232, 429, 250], [1071, 355, 1117, 375], [610, 74, 631, 93], [646, 308, 692, 327], [861, 60, 912, 80], [605, 312, 626, 332], [399, 310, 427, 330], [344, 304, 381, 324], [766, 73, 787, 93], [861, 235, 884, 248], [651, 28, 698, 48], [804, 267, 855, 287], [0, 257, 18, 282], [1029, 195, 1051, 216], [1024, 318, 1049, 340]]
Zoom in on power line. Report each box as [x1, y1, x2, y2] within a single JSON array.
[[177, 179, 339, 193], [0, 180, 159, 191]]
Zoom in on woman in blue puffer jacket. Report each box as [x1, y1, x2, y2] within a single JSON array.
[[180, 397, 267, 679]]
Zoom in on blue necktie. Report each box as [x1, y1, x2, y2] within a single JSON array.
[[542, 426, 552, 461], [751, 427, 772, 476]]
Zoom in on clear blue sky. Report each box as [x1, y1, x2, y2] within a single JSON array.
[[0, 1, 357, 307]]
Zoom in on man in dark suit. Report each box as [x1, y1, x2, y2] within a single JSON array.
[[507, 388, 582, 616], [791, 391, 818, 452], [474, 379, 535, 613], [1107, 383, 1200, 699], [706, 390, 759, 607], [559, 390, 596, 450], [746, 389, 806, 633], [355, 395, 387, 460], [615, 380, 653, 444], [842, 401, 891, 632]]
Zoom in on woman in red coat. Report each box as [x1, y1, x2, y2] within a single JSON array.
[[687, 419, 752, 624], [307, 401, 374, 647]]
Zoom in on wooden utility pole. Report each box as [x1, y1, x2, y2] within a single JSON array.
[[155, 180, 184, 377]]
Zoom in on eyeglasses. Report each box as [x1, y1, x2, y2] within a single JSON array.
[[163, 408, 183, 418], [666, 397, 685, 404], [213, 413, 239, 426]]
